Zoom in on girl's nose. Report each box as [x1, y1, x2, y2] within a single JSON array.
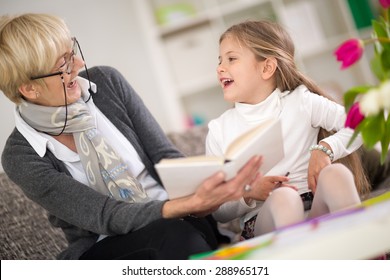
[[217, 63, 225, 74]]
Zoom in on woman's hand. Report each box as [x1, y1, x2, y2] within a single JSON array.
[[307, 142, 332, 193], [162, 155, 263, 218]]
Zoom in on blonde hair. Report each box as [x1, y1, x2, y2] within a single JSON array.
[[220, 20, 370, 195], [0, 13, 71, 104]]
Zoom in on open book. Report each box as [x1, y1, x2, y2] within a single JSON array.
[[156, 118, 284, 199]]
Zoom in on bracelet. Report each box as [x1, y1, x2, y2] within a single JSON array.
[[309, 144, 334, 161]]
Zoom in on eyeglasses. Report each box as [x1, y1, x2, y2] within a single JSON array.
[[30, 37, 79, 80]]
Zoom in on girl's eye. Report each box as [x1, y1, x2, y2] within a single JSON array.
[[218, 57, 237, 65]]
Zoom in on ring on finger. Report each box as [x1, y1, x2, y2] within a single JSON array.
[[244, 184, 252, 192]]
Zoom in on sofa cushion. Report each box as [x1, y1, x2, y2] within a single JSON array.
[[0, 172, 67, 259], [167, 125, 208, 156]]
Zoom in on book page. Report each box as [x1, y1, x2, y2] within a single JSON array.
[[155, 161, 233, 199], [225, 118, 284, 176], [225, 118, 275, 159]]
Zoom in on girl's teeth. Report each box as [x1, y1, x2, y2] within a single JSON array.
[[223, 79, 233, 86]]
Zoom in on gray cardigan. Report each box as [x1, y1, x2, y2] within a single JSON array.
[[1, 66, 183, 259]]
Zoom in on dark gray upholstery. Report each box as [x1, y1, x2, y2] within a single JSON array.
[[0, 172, 67, 259]]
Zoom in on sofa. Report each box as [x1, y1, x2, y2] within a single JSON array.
[[1, 125, 389, 260]]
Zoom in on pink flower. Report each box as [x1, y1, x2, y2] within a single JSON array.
[[380, 0, 390, 9], [334, 39, 364, 69], [345, 103, 365, 129]]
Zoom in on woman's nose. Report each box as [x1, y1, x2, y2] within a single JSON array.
[[74, 55, 85, 71], [74, 56, 85, 70]]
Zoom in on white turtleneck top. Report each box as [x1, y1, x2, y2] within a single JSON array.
[[206, 85, 362, 223]]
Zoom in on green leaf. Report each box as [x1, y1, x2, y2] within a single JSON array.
[[372, 19, 386, 37], [343, 85, 373, 111], [383, 72, 390, 82], [371, 19, 386, 37], [381, 49, 390, 80], [371, 53, 385, 80], [387, 8, 390, 25], [384, 112, 390, 142], [380, 113, 390, 164], [346, 126, 361, 148], [380, 139, 389, 164], [361, 113, 385, 149], [372, 19, 390, 52]]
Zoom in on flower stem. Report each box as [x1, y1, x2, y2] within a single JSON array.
[[378, 37, 390, 43], [363, 37, 390, 45]]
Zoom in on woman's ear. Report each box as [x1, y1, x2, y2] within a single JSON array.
[[18, 83, 40, 100], [261, 57, 277, 80]]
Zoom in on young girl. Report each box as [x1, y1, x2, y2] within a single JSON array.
[[206, 20, 370, 239]]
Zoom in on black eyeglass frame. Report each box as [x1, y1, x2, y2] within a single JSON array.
[[30, 37, 79, 80]]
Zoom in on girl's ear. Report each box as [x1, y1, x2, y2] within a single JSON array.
[[18, 83, 39, 100], [261, 57, 277, 80]]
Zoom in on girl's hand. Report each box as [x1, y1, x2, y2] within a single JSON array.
[[162, 155, 263, 218], [308, 142, 332, 193], [243, 174, 294, 202]]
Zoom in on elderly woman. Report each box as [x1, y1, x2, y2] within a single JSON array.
[[0, 13, 262, 259]]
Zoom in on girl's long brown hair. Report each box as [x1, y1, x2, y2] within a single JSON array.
[[220, 20, 370, 195]]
